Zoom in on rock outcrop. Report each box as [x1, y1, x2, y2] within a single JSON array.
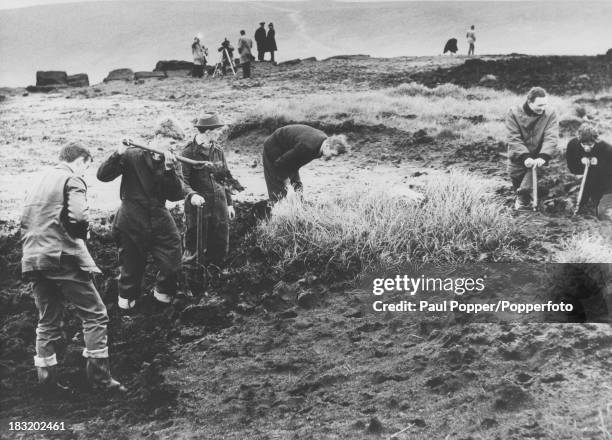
[[36, 71, 68, 86], [134, 71, 167, 80], [104, 68, 135, 82], [67, 73, 89, 87]]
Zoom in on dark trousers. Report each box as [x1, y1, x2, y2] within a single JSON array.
[[269, 51, 275, 63], [192, 64, 204, 78], [263, 152, 303, 203], [257, 49, 265, 61], [113, 228, 181, 300], [30, 257, 109, 364], [242, 61, 251, 78]]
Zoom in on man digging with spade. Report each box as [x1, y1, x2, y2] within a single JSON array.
[[566, 122, 612, 219], [97, 119, 185, 311], [506, 87, 559, 210]]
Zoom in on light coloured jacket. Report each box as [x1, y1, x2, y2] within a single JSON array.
[[21, 163, 99, 273], [237, 36, 253, 63], [506, 103, 558, 174]]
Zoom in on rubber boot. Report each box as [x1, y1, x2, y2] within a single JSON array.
[[86, 358, 127, 393], [36, 365, 71, 395]]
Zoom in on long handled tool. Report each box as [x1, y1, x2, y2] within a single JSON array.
[[121, 139, 245, 192], [196, 204, 208, 293], [574, 160, 591, 215], [531, 165, 538, 211], [122, 139, 211, 167]]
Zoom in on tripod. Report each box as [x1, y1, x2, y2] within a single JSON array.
[[212, 48, 236, 77]]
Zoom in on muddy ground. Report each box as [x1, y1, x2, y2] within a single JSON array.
[[1, 55, 611, 439]]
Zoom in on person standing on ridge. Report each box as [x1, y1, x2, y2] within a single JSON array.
[[237, 30, 253, 78], [255, 22, 267, 62], [466, 25, 476, 56], [266, 22, 277, 64]]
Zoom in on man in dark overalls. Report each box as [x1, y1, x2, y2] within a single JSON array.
[[97, 121, 185, 310], [180, 113, 235, 295]]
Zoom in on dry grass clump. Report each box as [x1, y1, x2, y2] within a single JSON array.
[[257, 172, 524, 274], [554, 231, 612, 263]]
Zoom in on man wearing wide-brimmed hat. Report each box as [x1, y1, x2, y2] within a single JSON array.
[[566, 122, 612, 218], [180, 113, 235, 295], [97, 118, 185, 310], [263, 124, 349, 203], [254, 22, 266, 62]]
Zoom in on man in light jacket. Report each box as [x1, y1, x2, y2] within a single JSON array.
[[238, 30, 253, 78], [505, 87, 558, 210], [21, 143, 125, 393]]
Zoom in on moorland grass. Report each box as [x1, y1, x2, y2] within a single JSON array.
[[257, 172, 525, 274], [238, 83, 574, 145]]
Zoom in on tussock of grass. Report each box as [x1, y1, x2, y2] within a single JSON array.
[[554, 232, 612, 263], [236, 83, 573, 145], [257, 172, 523, 274]]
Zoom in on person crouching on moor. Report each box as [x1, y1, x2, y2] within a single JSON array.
[[505, 86, 558, 210], [21, 143, 125, 393], [97, 119, 185, 311], [566, 122, 612, 218], [181, 113, 235, 295], [263, 124, 349, 203]]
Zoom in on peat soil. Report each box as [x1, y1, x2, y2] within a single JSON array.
[[1, 55, 611, 439]]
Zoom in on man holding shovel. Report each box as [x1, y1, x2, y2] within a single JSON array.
[[97, 119, 185, 311], [566, 122, 612, 219], [180, 113, 235, 296], [506, 87, 558, 210]]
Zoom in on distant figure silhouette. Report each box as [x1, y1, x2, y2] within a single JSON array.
[[466, 25, 476, 56], [443, 38, 458, 54], [266, 23, 277, 64]]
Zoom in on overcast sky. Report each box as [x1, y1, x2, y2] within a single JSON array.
[[0, 0, 560, 11]]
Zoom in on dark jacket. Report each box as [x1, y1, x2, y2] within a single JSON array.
[[263, 124, 326, 179], [21, 163, 99, 273], [181, 138, 233, 206], [266, 29, 277, 52], [566, 138, 612, 201], [255, 27, 266, 47], [96, 148, 184, 252]]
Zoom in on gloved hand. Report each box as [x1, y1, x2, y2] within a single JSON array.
[[228, 206, 235, 220], [191, 194, 205, 207], [590, 157, 598, 166], [524, 158, 535, 168], [533, 158, 546, 168], [581, 157, 590, 165]]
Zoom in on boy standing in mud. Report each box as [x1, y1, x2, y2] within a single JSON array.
[[21, 143, 125, 393], [180, 113, 235, 296], [505, 87, 558, 210], [263, 124, 349, 203], [566, 122, 612, 219], [97, 120, 184, 310]]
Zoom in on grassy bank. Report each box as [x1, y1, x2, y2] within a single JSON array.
[[235, 83, 575, 144], [257, 172, 525, 275]]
